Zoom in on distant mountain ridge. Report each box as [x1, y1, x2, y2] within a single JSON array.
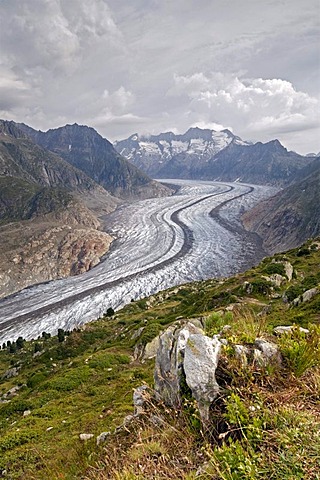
[[18, 122, 171, 200], [115, 127, 250, 178], [115, 127, 312, 186]]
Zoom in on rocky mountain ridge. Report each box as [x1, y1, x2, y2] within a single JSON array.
[[115, 127, 250, 177], [115, 127, 312, 186], [18, 122, 171, 200]]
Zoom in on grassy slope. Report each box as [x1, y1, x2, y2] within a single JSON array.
[[0, 239, 319, 479]]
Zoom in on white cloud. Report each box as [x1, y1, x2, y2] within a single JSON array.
[[102, 87, 135, 112], [170, 73, 319, 142]]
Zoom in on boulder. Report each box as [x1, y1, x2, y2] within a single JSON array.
[[184, 334, 221, 423], [293, 287, 318, 306], [254, 338, 281, 366], [284, 261, 293, 281], [154, 322, 203, 408], [154, 321, 221, 425]]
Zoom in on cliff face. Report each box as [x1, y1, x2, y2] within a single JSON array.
[[243, 158, 320, 253]]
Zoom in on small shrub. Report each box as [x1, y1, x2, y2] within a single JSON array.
[[278, 325, 320, 376], [262, 263, 286, 277], [250, 279, 271, 296]]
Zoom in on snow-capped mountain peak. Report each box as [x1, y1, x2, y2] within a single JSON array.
[[114, 127, 251, 175]]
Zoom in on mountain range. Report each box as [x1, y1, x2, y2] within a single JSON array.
[[115, 127, 313, 185]]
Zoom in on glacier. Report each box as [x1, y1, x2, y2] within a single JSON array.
[[0, 180, 276, 343]]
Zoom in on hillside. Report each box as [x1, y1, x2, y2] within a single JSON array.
[[0, 238, 319, 479], [18, 122, 171, 200], [0, 121, 117, 298], [115, 127, 312, 186], [243, 158, 320, 253]]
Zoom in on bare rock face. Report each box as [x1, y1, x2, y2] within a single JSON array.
[[0, 220, 113, 299], [154, 321, 221, 424]]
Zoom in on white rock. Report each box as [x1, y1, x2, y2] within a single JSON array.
[[274, 325, 309, 335], [184, 334, 221, 423], [79, 433, 94, 441]]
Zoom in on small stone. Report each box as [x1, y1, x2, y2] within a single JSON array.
[[46, 427, 53, 431], [96, 431, 111, 446], [79, 433, 94, 441], [274, 325, 309, 335], [23, 410, 31, 417], [133, 385, 149, 415], [234, 344, 250, 367]]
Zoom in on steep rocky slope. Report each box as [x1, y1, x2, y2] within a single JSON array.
[[18, 122, 171, 199], [116, 127, 312, 185], [243, 157, 320, 252]]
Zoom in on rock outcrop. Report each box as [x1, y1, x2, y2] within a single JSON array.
[[153, 319, 283, 427], [154, 320, 221, 424]]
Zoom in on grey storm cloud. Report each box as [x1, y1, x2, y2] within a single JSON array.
[[0, 0, 319, 154]]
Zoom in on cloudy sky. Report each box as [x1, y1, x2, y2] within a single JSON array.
[[0, 0, 319, 154]]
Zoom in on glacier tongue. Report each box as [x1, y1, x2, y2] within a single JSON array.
[[0, 179, 275, 343]]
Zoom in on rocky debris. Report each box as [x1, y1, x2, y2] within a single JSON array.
[[0, 221, 113, 299], [274, 325, 310, 335], [234, 338, 281, 368], [293, 287, 318, 306], [2, 367, 19, 379], [79, 433, 94, 441], [262, 274, 286, 287], [96, 431, 111, 446], [23, 410, 31, 417], [1, 384, 26, 401]]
